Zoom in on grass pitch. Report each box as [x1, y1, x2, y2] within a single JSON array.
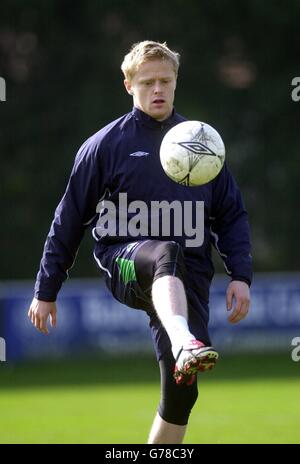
[[0, 353, 299, 444]]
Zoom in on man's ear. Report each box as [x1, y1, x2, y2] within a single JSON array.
[[124, 79, 133, 95]]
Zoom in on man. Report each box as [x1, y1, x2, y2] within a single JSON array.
[[28, 41, 252, 444]]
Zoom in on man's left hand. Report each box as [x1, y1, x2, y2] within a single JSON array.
[[226, 280, 250, 324]]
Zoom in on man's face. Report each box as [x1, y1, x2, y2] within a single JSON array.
[[124, 59, 177, 121]]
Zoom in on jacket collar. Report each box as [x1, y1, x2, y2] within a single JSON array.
[[132, 106, 178, 129]]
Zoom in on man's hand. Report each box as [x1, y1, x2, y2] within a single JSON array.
[[226, 281, 250, 324], [28, 297, 57, 335]]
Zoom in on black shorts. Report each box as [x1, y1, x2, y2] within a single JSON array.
[[98, 240, 211, 360]]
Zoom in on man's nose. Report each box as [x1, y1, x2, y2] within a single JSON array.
[[154, 82, 163, 94]]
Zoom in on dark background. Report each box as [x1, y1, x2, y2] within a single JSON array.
[[1, 0, 299, 280]]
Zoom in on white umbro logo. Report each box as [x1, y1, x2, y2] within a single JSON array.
[[129, 151, 150, 157]]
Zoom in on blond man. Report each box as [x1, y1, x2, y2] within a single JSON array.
[[28, 41, 252, 443]]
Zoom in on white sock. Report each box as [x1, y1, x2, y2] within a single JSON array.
[[162, 315, 196, 359]]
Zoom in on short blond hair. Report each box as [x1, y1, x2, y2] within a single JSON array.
[[121, 40, 180, 82]]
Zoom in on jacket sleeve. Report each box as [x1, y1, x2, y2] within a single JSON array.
[[210, 162, 253, 286], [34, 137, 105, 301]]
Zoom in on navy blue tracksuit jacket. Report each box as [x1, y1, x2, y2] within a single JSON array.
[[34, 107, 252, 304]]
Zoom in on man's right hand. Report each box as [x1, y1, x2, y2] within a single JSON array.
[[28, 297, 57, 335]]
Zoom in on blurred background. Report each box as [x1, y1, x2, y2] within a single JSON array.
[[0, 0, 300, 444]]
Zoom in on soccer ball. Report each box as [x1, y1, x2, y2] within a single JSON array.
[[160, 120, 225, 186]]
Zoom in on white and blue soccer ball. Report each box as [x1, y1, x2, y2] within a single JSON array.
[[160, 120, 226, 186]]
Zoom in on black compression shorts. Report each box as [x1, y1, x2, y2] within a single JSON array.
[[99, 240, 211, 360]]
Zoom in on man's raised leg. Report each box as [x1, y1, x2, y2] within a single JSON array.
[[152, 273, 218, 385]]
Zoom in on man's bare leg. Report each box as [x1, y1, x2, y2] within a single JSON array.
[[148, 413, 186, 444], [150, 274, 218, 443], [150, 275, 193, 444], [152, 275, 196, 357]]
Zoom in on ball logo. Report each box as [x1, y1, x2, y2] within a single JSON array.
[[176, 140, 218, 186], [0, 337, 6, 362], [177, 141, 217, 157]]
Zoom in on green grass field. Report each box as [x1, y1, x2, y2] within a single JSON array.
[[0, 353, 299, 444]]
